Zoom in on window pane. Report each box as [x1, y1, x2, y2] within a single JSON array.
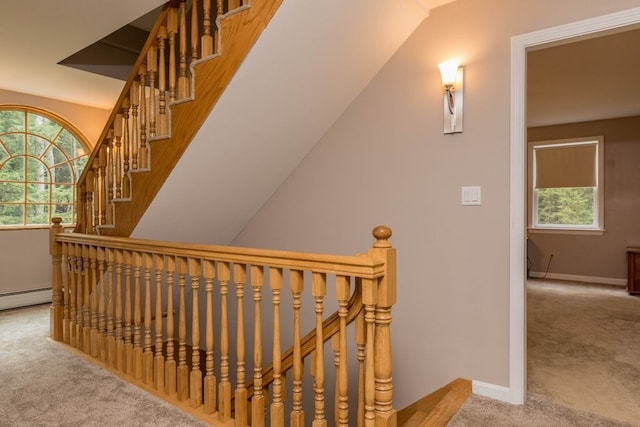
[[42, 145, 67, 166], [26, 157, 49, 182], [536, 187, 594, 226], [26, 203, 49, 225], [0, 110, 25, 133], [1, 157, 25, 182], [56, 129, 86, 159], [28, 113, 62, 140], [0, 146, 8, 163], [0, 204, 24, 225], [27, 135, 50, 157], [0, 182, 25, 202], [53, 184, 73, 203], [27, 182, 50, 203], [53, 164, 72, 184], [72, 157, 88, 178], [1, 133, 25, 155]]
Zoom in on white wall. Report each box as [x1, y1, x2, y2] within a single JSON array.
[[232, 0, 640, 407], [0, 90, 109, 297]]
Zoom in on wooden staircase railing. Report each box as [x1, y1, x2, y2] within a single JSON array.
[[50, 222, 398, 426], [75, 0, 283, 237]]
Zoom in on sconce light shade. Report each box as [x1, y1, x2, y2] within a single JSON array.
[[438, 60, 463, 134], [438, 59, 460, 88]]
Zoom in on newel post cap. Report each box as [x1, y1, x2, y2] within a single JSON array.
[[372, 225, 392, 248]]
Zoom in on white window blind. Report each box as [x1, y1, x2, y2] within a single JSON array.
[[534, 142, 597, 189]]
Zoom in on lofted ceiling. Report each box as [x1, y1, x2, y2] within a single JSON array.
[[0, 0, 165, 109]]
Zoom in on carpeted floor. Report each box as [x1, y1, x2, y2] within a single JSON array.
[[0, 304, 208, 427], [449, 279, 640, 426]]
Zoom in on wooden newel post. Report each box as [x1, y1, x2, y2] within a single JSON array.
[[50, 217, 64, 341], [368, 226, 397, 427]]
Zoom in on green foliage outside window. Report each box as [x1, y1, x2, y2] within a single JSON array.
[[0, 107, 89, 227], [536, 187, 594, 226]]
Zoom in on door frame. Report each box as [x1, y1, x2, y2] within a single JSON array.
[[509, 6, 640, 405]]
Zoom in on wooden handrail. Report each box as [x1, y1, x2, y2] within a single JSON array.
[[55, 232, 386, 279]]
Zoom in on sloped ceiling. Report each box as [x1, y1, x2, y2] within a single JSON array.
[[132, 0, 444, 244], [0, 0, 165, 108]]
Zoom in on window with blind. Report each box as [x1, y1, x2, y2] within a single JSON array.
[[528, 137, 604, 232]]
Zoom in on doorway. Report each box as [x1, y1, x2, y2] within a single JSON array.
[[509, 6, 640, 405]]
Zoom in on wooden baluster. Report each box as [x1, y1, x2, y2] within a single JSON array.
[[336, 276, 350, 427], [157, 27, 168, 136], [368, 226, 397, 426], [50, 218, 64, 341], [74, 243, 83, 349], [270, 268, 285, 427], [83, 178, 93, 233], [178, 0, 189, 98], [112, 116, 122, 199], [201, 0, 212, 56], [97, 247, 107, 361], [143, 253, 154, 385], [191, 0, 199, 63], [138, 65, 148, 170], [147, 51, 157, 139], [218, 261, 231, 420], [228, 0, 241, 10], [133, 252, 144, 380], [114, 249, 125, 370], [92, 158, 101, 227], [251, 265, 265, 427], [215, 0, 223, 53], [90, 245, 99, 357], [78, 188, 86, 235], [363, 279, 376, 427], [154, 254, 165, 391], [234, 263, 248, 426], [177, 257, 189, 401], [82, 244, 91, 353], [165, 256, 177, 395], [356, 306, 366, 427], [130, 82, 140, 170], [124, 250, 134, 375], [68, 243, 77, 347], [189, 258, 202, 408], [290, 269, 304, 427], [62, 242, 70, 344], [105, 130, 114, 224], [202, 259, 217, 414], [121, 102, 131, 198], [311, 272, 327, 426], [331, 334, 340, 426], [106, 249, 116, 366], [167, 7, 178, 103]]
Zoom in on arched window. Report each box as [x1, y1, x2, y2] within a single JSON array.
[[0, 106, 90, 227]]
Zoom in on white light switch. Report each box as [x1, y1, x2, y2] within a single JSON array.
[[461, 186, 481, 205]]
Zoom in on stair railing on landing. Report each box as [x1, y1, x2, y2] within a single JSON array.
[[50, 221, 398, 426], [75, 0, 282, 237]]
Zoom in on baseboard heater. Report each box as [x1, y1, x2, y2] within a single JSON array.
[[0, 288, 52, 311]]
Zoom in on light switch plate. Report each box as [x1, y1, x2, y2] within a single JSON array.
[[461, 186, 481, 205]]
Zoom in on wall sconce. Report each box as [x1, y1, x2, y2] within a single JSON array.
[[438, 59, 463, 134]]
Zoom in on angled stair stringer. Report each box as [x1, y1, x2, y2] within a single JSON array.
[[98, 0, 283, 237]]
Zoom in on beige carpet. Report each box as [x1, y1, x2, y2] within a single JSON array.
[[0, 304, 208, 427], [449, 279, 640, 426]]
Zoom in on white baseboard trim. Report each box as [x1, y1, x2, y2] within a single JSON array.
[[0, 288, 52, 311], [528, 271, 626, 287], [472, 380, 514, 403]]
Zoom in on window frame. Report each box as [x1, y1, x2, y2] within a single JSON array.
[[527, 136, 605, 235], [0, 105, 91, 230]]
